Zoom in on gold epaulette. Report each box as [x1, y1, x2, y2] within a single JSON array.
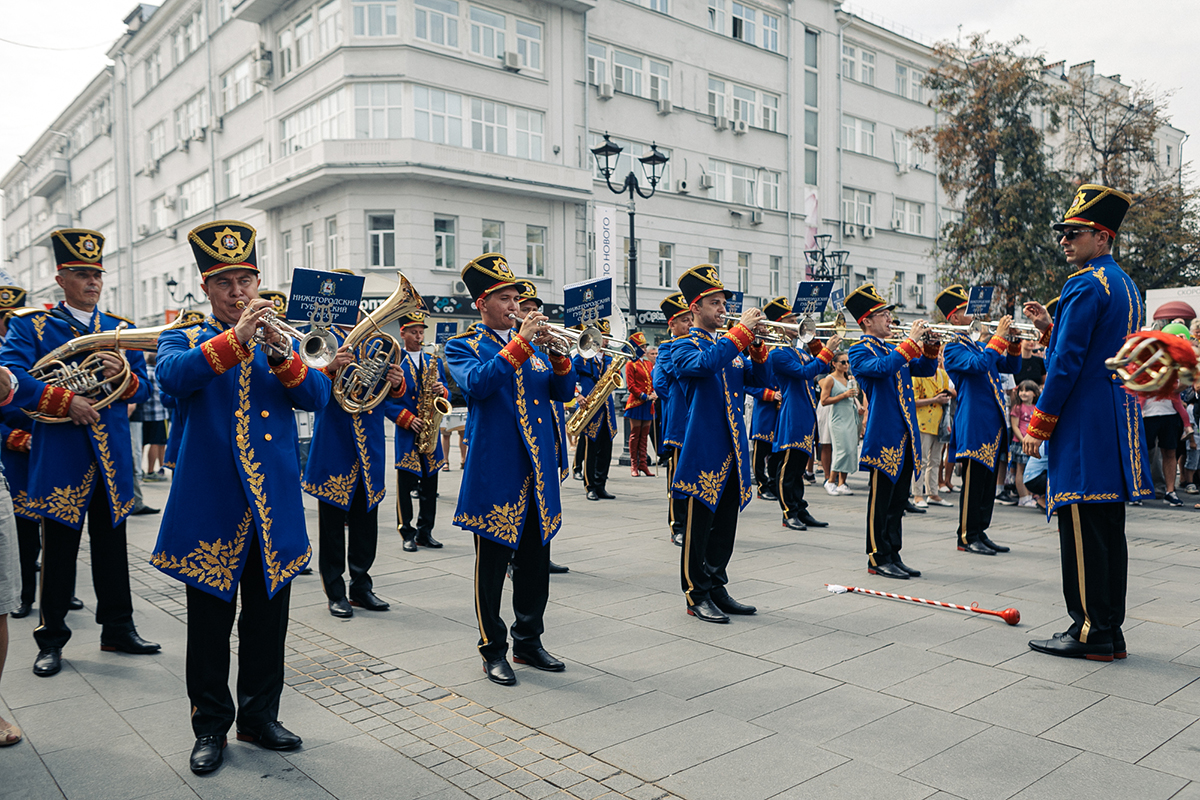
[[10, 308, 46, 318], [667, 333, 690, 344], [449, 328, 478, 340], [105, 311, 135, 326], [1066, 266, 1094, 279]]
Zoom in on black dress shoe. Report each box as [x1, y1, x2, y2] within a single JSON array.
[[803, 472, 816, 484], [1113, 630, 1127, 660], [904, 502, 927, 514], [68, 596, 84, 610], [586, 490, 600, 501], [349, 591, 389, 611], [980, 535, 1010, 553], [711, 592, 756, 615], [1029, 632, 1114, 662], [483, 657, 516, 685], [11, 602, 30, 619], [100, 630, 161, 654], [798, 511, 829, 528], [686, 598, 730, 623], [512, 646, 565, 671], [131, 505, 160, 515], [416, 533, 443, 548], [596, 488, 616, 499], [401, 536, 418, 552], [33, 647, 62, 677], [757, 489, 778, 501], [867, 562, 909, 579], [782, 517, 807, 531], [300, 567, 314, 575], [190, 735, 226, 775], [958, 540, 997, 555], [328, 598, 353, 618], [236, 721, 302, 750], [894, 560, 921, 577], [548, 561, 569, 574], [671, 532, 684, 546]]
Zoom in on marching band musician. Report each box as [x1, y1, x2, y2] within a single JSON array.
[[624, 331, 656, 478], [652, 293, 692, 546], [748, 379, 781, 502], [766, 297, 841, 532], [445, 254, 577, 686], [0, 287, 39, 621], [152, 220, 331, 774], [671, 265, 769, 624], [573, 319, 618, 501], [1023, 185, 1152, 662], [390, 311, 447, 554], [303, 280, 407, 618], [0, 230, 157, 678], [936, 285, 1021, 556], [845, 284, 939, 580]]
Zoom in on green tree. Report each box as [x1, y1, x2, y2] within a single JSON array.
[[913, 34, 1069, 309]]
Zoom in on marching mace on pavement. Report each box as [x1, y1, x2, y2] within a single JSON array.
[[826, 584, 1021, 625]]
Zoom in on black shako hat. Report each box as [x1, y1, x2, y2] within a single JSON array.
[[935, 284, 970, 319], [678, 264, 733, 306], [763, 296, 795, 322], [188, 220, 259, 279], [462, 253, 520, 300], [517, 280, 543, 309], [51, 229, 105, 271], [845, 283, 895, 325], [1053, 184, 1132, 238], [660, 292, 689, 323]]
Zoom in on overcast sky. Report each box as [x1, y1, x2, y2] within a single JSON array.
[[0, 0, 1195, 180]]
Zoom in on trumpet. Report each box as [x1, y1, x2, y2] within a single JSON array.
[[973, 319, 1042, 341], [507, 314, 635, 360], [720, 312, 849, 345], [235, 300, 337, 368]]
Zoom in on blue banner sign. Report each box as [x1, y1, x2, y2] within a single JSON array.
[[829, 286, 846, 313], [287, 269, 365, 326], [435, 322, 457, 344], [793, 281, 833, 315], [967, 286, 995, 317], [726, 291, 744, 314], [563, 277, 613, 327]]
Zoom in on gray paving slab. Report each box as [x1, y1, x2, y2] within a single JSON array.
[[542, 690, 706, 754], [685, 665, 840, 721], [657, 732, 847, 800], [636, 649, 775, 700], [1069, 656, 1200, 705], [751, 682, 909, 742], [817, 642, 952, 690], [955, 676, 1105, 736], [1041, 696, 1195, 763], [770, 760, 938, 800], [39, 733, 186, 800], [822, 704, 989, 773], [1010, 751, 1187, 800], [884, 659, 1023, 712], [593, 711, 770, 781], [900, 727, 1079, 800], [285, 733, 461, 798]]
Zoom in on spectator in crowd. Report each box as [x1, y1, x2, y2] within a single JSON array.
[[911, 357, 955, 508], [1013, 340, 1048, 386], [1010, 380, 1041, 508], [1182, 396, 1200, 496], [141, 353, 169, 482], [1139, 384, 1191, 507], [819, 352, 863, 495], [439, 372, 469, 471]]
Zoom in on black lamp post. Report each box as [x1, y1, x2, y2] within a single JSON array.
[[803, 234, 851, 282], [589, 133, 669, 328], [165, 276, 200, 311]]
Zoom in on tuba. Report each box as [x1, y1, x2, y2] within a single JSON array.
[[332, 271, 425, 413], [415, 345, 452, 454], [27, 318, 192, 423]]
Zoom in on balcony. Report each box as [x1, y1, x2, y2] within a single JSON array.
[[241, 139, 593, 210], [30, 157, 68, 199], [35, 212, 73, 245]]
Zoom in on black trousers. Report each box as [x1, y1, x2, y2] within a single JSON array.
[[663, 447, 683, 539], [573, 436, 585, 475], [318, 478, 378, 601], [1058, 502, 1126, 645], [865, 442, 915, 567], [677, 471, 740, 605], [396, 467, 439, 541], [957, 458, 997, 546], [752, 440, 774, 491], [35, 488, 135, 650], [473, 502, 549, 661], [776, 449, 808, 519], [16, 515, 41, 607], [187, 535, 291, 738], [583, 429, 613, 491]]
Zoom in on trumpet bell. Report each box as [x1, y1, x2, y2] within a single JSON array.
[[299, 327, 338, 369]]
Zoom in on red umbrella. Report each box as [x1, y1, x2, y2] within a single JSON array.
[[1152, 300, 1197, 322]]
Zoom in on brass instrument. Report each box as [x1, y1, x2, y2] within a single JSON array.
[[235, 299, 337, 368], [566, 352, 629, 438], [1106, 331, 1197, 394], [973, 319, 1042, 341], [415, 345, 452, 454], [332, 271, 424, 414], [27, 318, 191, 424], [506, 314, 635, 360]]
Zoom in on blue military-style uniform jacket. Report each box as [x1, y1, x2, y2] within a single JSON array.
[[847, 335, 937, 481], [748, 383, 781, 444], [943, 333, 1021, 470], [652, 338, 687, 450], [0, 405, 36, 520], [0, 304, 149, 529], [1032, 254, 1152, 515], [572, 352, 617, 440], [390, 347, 449, 478], [445, 326, 576, 549], [151, 317, 331, 601], [303, 326, 402, 510], [770, 345, 834, 455], [161, 391, 182, 469], [671, 325, 770, 511]]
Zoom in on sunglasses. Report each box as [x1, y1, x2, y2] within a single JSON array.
[[1059, 228, 1095, 241]]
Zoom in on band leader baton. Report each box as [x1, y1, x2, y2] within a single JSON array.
[[826, 584, 1020, 625]]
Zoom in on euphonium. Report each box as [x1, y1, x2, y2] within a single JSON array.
[[415, 345, 452, 454], [27, 318, 191, 423], [566, 353, 629, 438], [332, 271, 424, 413]]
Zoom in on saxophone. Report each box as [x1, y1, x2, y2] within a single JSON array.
[[566, 354, 629, 438], [415, 347, 452, 454]]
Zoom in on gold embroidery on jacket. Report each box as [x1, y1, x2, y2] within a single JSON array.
[[151, 509, 251, 593]]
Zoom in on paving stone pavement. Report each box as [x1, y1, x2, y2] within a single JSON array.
[[6, 453, 1200, 800]]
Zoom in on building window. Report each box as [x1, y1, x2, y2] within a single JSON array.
[[895, 199, 924, 235], [434, 217, 456, 268], [280, 89, 344, 156], [354, 83, 402, 138], [514, 109, 543, 160], [650, 0, 667, 13], [221, 58, 257, 114], [414, 86, 463, 145], [658, 242, 673, 287], [708, 78, 726, 118], [179, 172, 210, 220], [283, 231, 294, 275], [482, 220, 504, 253], [708, 248, 722, 269], [761, 171, 780, 210], [587, 42, 607, 86], [841, 115, 875, 156], [471, 99, 507, 154], [295, 15, 314, 67], [516, 20, 541, 70], [277, 29, 294, 78], [761, 93, 779, 132], [732, 85, 756, 124], [319, 0, 343, 51], [326, 217, 338, 269], [369, 214, 396, 267], [860, 50, 875, 85], [470, 7, 506, 59], [707, 0, 725, 33], [893, 272, 906, 306], [353, 0, 398, 36], [174, 92, 209, 143], [649, 61, 670, 102], [302, 224, 314, 268], [737, 253, 750, 292], [761, 13, 779, 52], [74, 175, 94, 210], [915, 273, 926, 308], [613, 50, 644, 97], [841, 44, 856, 80], [416, 0, 458, 47], [769, 255, 781, 295], [526, 225, 546, 277], [223, 141, 266, 198], [172, 9, 204, 67], [144, 48, 162, 91], [804, 30, 818, 186], [842, 188, 875, 226], [843, 44, 874, 84], [731, 2, 755, 42], [621, 238, 641, 284], [95, 161, 115, 197], [731, 164, 756, 206], [896, 65, 923, 102], [1167, 144, 1174, 167]]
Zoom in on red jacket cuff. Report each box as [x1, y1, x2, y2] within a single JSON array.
[[271, 353, 309, 388], [202, 329, 253, 375], [895, 338, 921, 361], [817, 347, 834, 365], [398, 408, 417, 430], [1028, 408, 1058, 440], [1007, 339, 1023, 356], [37, 385, 75, 418], [6, 429, 30, 452], [1038, 324, 1053, 348], [749, 341, 769, 364], [500, 336, 534, 370], [550, 353, 572, 376], [388, 376, 407, 398], [986, 335, 1009, 355], [723, 323, 755, 352], [119, 374, 141, 401], [922, 343, 941, 360]]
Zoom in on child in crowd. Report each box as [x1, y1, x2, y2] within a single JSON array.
[[1009, 380, 1041, 508]]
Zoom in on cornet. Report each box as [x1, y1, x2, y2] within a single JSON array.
[[236, 300, 337, 368], [507, 314, 635, 360], [974, 319, 1042, 341]]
